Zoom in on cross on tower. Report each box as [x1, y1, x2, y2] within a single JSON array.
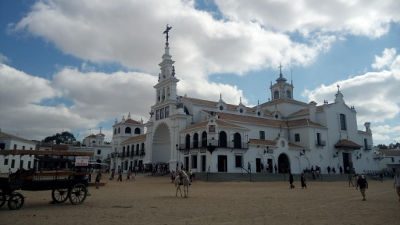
[[279, 63, 283, 77], [337, 84, 340, 92], [163, 24, 172, 46]]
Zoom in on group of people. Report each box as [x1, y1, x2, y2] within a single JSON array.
[[287, 169, 400, 202]]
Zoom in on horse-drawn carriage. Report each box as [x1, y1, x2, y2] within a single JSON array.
[[0, 149, 93, 210]]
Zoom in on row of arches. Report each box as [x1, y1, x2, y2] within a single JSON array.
[[184, 131, 243, 149], [114, 127, 141, 135], [121, 143, 145, 157]]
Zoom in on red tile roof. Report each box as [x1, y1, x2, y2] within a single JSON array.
[[379, 149, 400, 157], [334, 139, 361, 150]]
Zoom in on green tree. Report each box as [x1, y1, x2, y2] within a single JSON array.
[[43, 131, 76, 144]]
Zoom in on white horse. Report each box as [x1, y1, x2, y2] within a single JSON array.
[[174, 170, 190, 198]]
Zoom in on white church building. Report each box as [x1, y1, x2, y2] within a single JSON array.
[[111, 29, 380, 175]]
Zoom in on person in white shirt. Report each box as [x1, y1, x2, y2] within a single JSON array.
[[394, 169, 400, 202]]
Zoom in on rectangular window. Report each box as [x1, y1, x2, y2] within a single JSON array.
[[22, 146, 25, 150], [20, 160, 24, 169], [340, 114, 347, 130], [97, 149, 101, 155], [160, 108, 164, 119], [209, 125, 215, 133], [364, 138, 368, 150], [4, 158, 8, 165], [165, 106, 169, 118], [235, 155, 243, 168], [191, 155, 198, 169], [295, 133, 300, 142], [316, 133, 321, 145], [259, 131, 265, 140], [156, 110, 160, 120], [11, 159, 15, 168], [28, 161, 31, 169], [13, 144, 17, 150]]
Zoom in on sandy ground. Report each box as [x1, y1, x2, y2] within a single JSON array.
[[1, 175, 399, 225]]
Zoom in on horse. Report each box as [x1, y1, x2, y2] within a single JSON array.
[[174, 170, 190, 198]]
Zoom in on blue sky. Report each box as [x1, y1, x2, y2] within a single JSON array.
[[0, 0, 399, 144]]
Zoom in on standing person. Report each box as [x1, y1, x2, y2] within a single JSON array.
[[117, 169, 123, 182], [348, 172, 355, 187], [109, 168, 115, 180], [339, 166, 343, 174], [289, 172, 295, 189], [300, 173, 307, 189], [356, 175, 368, 201], [95, 170, 102, 189], [126, 169, 131, 181], [394, 169, 400, 202], [274, 165, 278, 174]]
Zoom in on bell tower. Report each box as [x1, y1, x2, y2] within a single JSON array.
[[151, 25, 179, 121], [270, 64, 294, 101]]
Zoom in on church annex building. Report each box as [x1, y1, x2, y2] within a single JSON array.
[[110, 28, 379, 175]]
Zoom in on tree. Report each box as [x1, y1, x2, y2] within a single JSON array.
[[43, 131, 76, 144]]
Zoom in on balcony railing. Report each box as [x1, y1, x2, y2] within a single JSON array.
[[179, 140, 249, 151], [364, 145, 372, 150]]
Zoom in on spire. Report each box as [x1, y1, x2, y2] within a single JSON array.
[[239, 97, 242, 104], [128, 112, 131, 119], [335, 84, 344, 103], [219, 93, 222, 101], [257, 100, 260, 106], [276, 63, 287, 82]]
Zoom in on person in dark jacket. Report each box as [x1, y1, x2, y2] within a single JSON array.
[[301, 173, 307, 189], [289, 172, 295, 189], [356, 175, 368, 201]]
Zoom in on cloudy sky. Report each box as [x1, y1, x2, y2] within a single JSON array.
[[0, 0, 399, 144]]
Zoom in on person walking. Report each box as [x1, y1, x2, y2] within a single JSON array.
[[117, 169, 123, 182], [394, 169, 400, 202], [95, 170, 102, 189], [300, 173, 307, 189], [289, 172, 295, 189], [356, 175, 368, 201], [348, 172, 355, 187]]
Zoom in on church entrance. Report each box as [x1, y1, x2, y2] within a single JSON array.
[[152, 123, 171, 164], [278, 153, 290, 173], [256, 158, 262, 173], [342, 152, 353, 173]]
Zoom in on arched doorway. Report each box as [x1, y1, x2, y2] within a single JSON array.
[[152, 123, 171, 163], [278, 153, 290, 173]]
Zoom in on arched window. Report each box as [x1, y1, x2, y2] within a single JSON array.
[[274, 90, 279, 99], [136, 144, 140, 155], [131, 145, 134, 156], [118, 127, 120, 134], [185, 134, 191, 149], [234, 132, 242, 148], [219, 131, 227, 148], [126, 145, 130, 156], [122, 146, 125, 157], [134, 128, 141, 134], [141, 143, 145, 155], [286, 90, 292, 98], [114, 128, 117, 135], [193, 133, 199, 148], [219, 105, 224, 111], [201, 131, 207, 147], [125, 127, 131, 134]]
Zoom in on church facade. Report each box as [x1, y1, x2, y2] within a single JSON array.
[[111, 31, 380, 175]]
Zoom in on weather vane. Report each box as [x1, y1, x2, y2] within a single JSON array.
[[163, 24, 172, 46]]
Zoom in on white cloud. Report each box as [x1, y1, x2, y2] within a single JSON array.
[[0, 53, 9, 64], [0, 63, 97, 140], [215, 0, 400, 38], [14, 0, 337, 78], [303, 48, 400, 144], [372, 48, 397, 70]]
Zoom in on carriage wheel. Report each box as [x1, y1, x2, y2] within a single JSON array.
[[0, 190, 6, 208], [52, 188, 69, 203], [69, 183, 87, 205], [8, 192, 24, 210]]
